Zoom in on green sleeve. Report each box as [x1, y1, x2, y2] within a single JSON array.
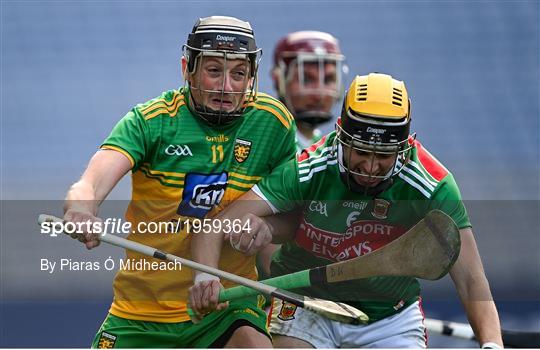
[[100, 108, 150, 171], [253, 157, 303, 213], [429, 173, 471, 229]]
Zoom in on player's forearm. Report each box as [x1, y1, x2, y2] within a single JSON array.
[[454, 266, 502, 345], [191, 224, 223, 276], [64, 180, 101, 215], [462, 300, 503, 347], [450, 228, 503, 347], [64, 150, 132, 215]]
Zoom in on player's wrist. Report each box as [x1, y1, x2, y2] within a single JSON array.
[[261, 216, 282, 244], [481, 341, 503, 349], [260, 217, 274, 241], [194, 272, 219, 284]]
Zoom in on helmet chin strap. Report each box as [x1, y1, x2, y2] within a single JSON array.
[[338, 169, 394, 196], [336, 143, 394, 196], [295, 110, 333, 127], [187, 84, 240, 125]]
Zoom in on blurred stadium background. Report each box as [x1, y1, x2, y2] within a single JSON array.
[[1, 1, 538, 347]]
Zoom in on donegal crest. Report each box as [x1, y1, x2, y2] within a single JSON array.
[[234, 139, 252, 163], [97, 332, 117, 349]]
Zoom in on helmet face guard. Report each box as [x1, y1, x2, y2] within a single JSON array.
[[335, 117, 415, 195], [273, 31, 346, 127], [279, 52, 345, 126], [335, 73, 414, 195], [183, 16, 262, 125]]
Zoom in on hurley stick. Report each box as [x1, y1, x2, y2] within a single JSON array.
[[220, 209, 461, 301]]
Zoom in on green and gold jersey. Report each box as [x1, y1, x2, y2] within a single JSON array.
[[101, 88, 296, 323], [253, 131, 470, 323]]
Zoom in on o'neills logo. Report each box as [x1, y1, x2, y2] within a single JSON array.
[[295, 219, 406, 262], [367, 127, 386, 134], [216, 34, 236, 42], [206, 134, 229, 142]]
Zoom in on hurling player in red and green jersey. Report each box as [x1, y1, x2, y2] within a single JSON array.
[[190, 73, 503, 348], [62, 16, 297, 348]]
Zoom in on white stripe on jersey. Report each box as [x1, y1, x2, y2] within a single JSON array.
[[298, 147, 332, 169], [400, 164, 436, 192], [299, 158, 338, 182], [252, 185, 280, 214], [407, 160, 438, 187], [298, 153, 335, 175], [398, 172, 432, 198], [396, 158, 441, 196], [297, 146, 338, 182]]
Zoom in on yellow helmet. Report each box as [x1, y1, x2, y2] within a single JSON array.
[[336, 73, 414, 194]]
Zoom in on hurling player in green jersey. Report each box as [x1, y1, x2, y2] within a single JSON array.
[[190, 73, 503, 348], [63, 16, 297, 348]]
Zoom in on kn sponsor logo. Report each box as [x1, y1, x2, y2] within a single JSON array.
[[308, 201, 328, 217], [165, 144, 193, 156], [191, 183, 225, 210], [177, 172, 227, 218], [295, 218, 406, 262]]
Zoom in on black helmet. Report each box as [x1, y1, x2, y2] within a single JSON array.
[[183, 16, 262, 125]]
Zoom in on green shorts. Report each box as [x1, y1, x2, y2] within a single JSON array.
[[91, 298, 269, 348]]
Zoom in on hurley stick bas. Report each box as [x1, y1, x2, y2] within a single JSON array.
[[425, 318, 540, 348], [38, 214, 368, 325], [219, 209, 461, 302]]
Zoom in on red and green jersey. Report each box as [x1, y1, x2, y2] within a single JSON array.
[[253, 131, 470, 322], [101, 88, 296, 323]]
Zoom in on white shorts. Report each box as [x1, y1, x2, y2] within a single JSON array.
[[268, 298, 427, 348]]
